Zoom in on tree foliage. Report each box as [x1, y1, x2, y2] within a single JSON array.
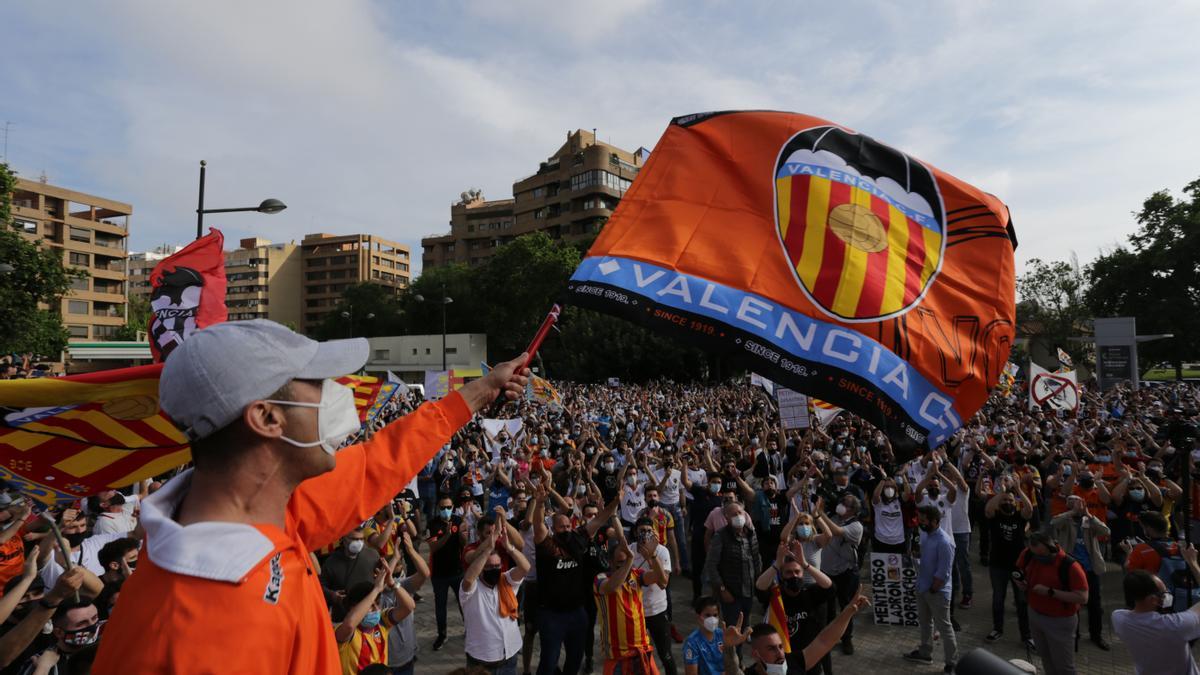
[[309, 282, 408, 340], [320, 232, 708, 382], [113, 296, 152, 342], [1016, 256, 1090, 367], [1086, 179, 1200, 379], [0, 163, 83, 357]]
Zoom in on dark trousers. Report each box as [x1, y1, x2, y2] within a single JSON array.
[[1084, 569, 1103, 639], [690, 534, 707, 599], [584, 587, 598, 664], [952, 532, 974, 598], [537, 606, 588, 675], [432, 573, 463, 636], [824, 569, 861, 641], [645, 611, 677, 675], [467, 652, 519, 675], [989, 566, 1030, 640]]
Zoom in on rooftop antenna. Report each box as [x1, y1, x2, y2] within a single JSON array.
[[1, 121, 10, 162], [38, 170, 48, 184]]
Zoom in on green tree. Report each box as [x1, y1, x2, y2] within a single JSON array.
[[113, 296, 152, 341], [0, 163, 84, 357], [1087, 179, 1200, 380], [310, 282, 407, 340], [1016, 256, 1091, 368]]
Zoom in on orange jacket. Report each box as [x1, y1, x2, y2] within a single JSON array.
[[93, 393, 471, 674]]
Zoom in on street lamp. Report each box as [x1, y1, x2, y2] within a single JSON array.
[[341, 307, 375, 339], [414, 284, 453, 370], [195, 160, 287, 239]]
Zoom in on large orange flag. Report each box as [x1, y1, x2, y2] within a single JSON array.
[[567, 111, 1016, 454]]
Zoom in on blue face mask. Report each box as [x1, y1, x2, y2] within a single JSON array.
[[797, 525, 813, 539], [361, 610, 381, 628], [439, 508, 453, 520]]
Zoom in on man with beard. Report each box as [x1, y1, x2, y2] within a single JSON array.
[[428, 496, 467, 651], [903, 505, 957, 672], [754, 540, 835, 674], [983, 477, 1034, 651]]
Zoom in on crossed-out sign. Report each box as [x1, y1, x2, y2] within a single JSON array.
[[1032, 372, 1078, 411]]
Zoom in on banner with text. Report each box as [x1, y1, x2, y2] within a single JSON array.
[[870, 552, 919, 626]]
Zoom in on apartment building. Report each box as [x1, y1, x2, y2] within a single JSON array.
[[127, 245, 184, 301], [9, 177, 130, 341], [422, 129, 645, 269], [300, 233, 411, 333], [225, 237, 303, 327]]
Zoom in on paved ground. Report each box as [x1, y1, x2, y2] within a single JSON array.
[[410, 536, 1166, 674]]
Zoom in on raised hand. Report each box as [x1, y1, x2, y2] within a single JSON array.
[[722, 612, 748, 647]]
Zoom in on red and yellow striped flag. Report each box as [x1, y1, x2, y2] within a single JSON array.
[[767, 587, 793, 653]]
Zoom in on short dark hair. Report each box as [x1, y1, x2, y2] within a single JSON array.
[[694, 595, 719, 614], [1140, 511, 1168, 535], [52, 598, 95, 625], [1123, 570, 1161, 608], [190, 381, 292, 470], [345, 581, 376, 609], [476, 515, 496, 533], [634, 517, 654, 530], [916, 504, 942, 524], [97, 538, 139, 570], [1028, 529, 1058, 552], [749, 622, 779, 641]]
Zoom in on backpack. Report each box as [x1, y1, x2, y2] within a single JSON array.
[[1148, 540, 1200, 612], [1018, 550, 1082, 607]]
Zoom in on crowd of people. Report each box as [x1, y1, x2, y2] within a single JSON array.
[[1, 338, 1199, 674]]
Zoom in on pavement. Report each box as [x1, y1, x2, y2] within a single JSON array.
[[410, 536, 1168, 674]]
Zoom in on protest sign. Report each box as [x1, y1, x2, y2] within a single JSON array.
[[1030, 362, 1078, 412], [777, 388, 810, 430], [870, 552, 919, 626]]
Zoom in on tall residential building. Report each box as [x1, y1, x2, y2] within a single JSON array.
[[9, 177, 131, 342], [127, 245, 184, 301], [422, 129, 645, 269], [300, 233, 411, 333], [225, 238, 303, 327]]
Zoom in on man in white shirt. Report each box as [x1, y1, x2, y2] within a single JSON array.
[[40, 511, 128, 588], [92, 493, 137, 535], [460, 529, 531, 673], [1113, 550, 1200, 675], [633, 517, 676, 675]]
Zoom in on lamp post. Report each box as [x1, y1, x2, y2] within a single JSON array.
[[414, 284, 453, 370], [341, 306, 375, 339], [195, 160, 287, 239]]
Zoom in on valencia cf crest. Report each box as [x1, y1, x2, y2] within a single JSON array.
[[773, 126, 946, 322]]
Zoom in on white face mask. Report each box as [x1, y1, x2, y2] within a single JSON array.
[[268, 379, 362, 455], [347, 539, 365, 555], [763, 662, 787, 675], [883, 487, 896, 499], [835, 504, 848, 517], [1161, 592, 1175, 609], [730, 515, 747, 529], [702, 616, 720, 633]]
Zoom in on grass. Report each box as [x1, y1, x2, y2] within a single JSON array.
[[1143, 368, 1200, 381]]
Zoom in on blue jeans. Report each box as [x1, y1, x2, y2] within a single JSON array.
[[952, 532, 973, 598], [432, 574, 463, 636], [537, 606, 588, 675], [665, 501, 688, 571], [468, 652, 519, 675]]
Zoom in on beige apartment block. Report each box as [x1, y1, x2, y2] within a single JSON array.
[[300, 233, 411, 334], [226, 237, 303, 328], [422, 129, 646, 269], [9, 177, 130, 342]]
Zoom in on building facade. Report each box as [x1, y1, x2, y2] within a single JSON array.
[[363, 333, 487, 383], [422, 129, 645, 269], [225, 237, 303, 327], [300, 233, 411, 334], [10, 177, 131, 342], [127, 246, 183, 301]]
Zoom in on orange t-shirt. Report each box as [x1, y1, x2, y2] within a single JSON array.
[[1127, 541, 1176, 574], [1020, 550, 1088, 617], [0, 528, 27, 593], [92, 393, 471, 675]]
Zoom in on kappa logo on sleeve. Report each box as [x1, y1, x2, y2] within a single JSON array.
[[263, 553, 284, 604]]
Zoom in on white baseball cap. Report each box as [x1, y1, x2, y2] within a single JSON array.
[[159, 320, 367, 440]]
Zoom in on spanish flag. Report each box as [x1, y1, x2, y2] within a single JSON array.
[[767, 587, 792, 654]]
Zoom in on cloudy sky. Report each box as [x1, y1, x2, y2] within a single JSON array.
[[3, 1, 1199, 275]]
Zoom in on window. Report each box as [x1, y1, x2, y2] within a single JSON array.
[[69, 252, 90, 267], [571, 170, 631, 193], [306, 272, 327, 281], [445, 347, 458, 355], [306, 258, 325, 267], [532, 186, 547, 199], [412, 349, 418, 355], [70, 277, 89, 291], [329, 256, 347, 266], [375, 349, 390, 360], [328, 270, 347, 279], [69, 226, 91, 243], [533, 208, 548, 220], [68, 300, 89, 315], [67, 325, 89, 338], [93, 325, 120, 338], [467, 224, 474, 233], [14, 218, 36, 234], [425, 348, 431, 355]]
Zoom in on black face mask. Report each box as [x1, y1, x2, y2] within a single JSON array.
[[481, 568, 502, 586], [782, 576, 803, 594], [645, 499, 659, 509], [1014, 456, 1027, 466], [65, 532, 87, 548], [1000, 504, 1016, 515], [1079, 478, 1095, 489]]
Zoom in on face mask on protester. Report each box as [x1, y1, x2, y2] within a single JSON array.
[[268, 379, 361, 455], [62, 620, 103, 648], [835, 504, 849, 518], [439, 508, 453, 520], [730, 515, 747, 529], [883, 487, 896, 500], [796, 525, 813, 539], [603, 461, 616, 471], [1079, 476, 1095, 489], [646, 499, 659, 509], [481, 568, 502, 586], [927, 487, 940, 499], [360, 610, 381, 629], [710, 484, 722, 495], [1096, 454, 1112, 464], [1129, 489, 1145, 502], [764, 661, 788, 675], [920, 521, 937, 533], [347, 540, 365, 555], [65, 532, 87, 549], [782, 576, 803, 594], [1161, 592, 1175, 610], [702, 616, 720, 633]]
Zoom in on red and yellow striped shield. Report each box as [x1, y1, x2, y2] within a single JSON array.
[[775, 126, 945, 322]]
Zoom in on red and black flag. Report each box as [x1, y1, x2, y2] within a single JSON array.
[[148, 229, 227, 362]]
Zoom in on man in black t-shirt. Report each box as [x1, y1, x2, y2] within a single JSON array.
[[426, 495, 466, 650], [532, 482, 619, 675], [684, 468, 723, 600], [754, 541, 836, 675], [983, 478, 1033, 648]]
